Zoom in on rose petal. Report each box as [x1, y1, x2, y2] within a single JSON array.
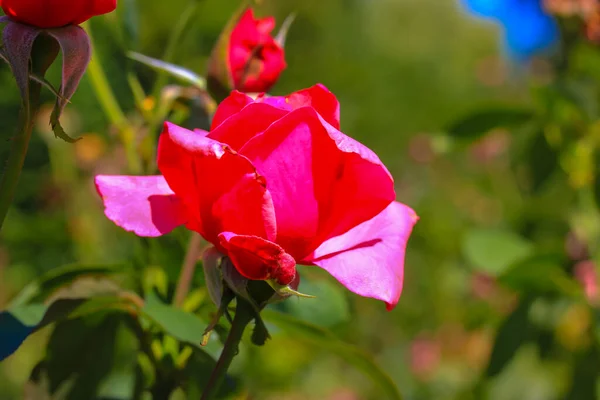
[[95, 175, 187, 237], [305, 202, 418, 310], [157, 122, 277, 244], [208, 102, 287, 151], [2, 0, 116, 28], [218, 231, 296, 285], [229, 9, 286, 93], [211, 90, 254, 130], [240, 107, 395, 260], [259, 84, 341, 129]]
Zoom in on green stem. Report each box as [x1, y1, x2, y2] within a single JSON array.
[[150, 1, 200, 101], [173, 232, 204, 307], [0, 83, 41, 232], [201, 299, 255, 400], [140, 1, 200, 173], [82, 22, 142, 174]]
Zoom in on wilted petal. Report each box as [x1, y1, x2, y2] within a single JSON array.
[[95, 175, 187, 237], [218, 231, 296, 285], [157, 122, 277, 244], [305, 202, 418, 310], [240, 107, 395, 260]]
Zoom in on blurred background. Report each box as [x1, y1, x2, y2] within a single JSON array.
[[1, 0, 599, 399]]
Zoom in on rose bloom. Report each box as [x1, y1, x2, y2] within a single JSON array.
[[95, 85, 417, 309], [225, 9, 286, 93], [0, 0, 116, 28]]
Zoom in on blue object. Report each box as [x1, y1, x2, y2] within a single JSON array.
[[462, 0, 559, 59], [0, 311, 35, 361]]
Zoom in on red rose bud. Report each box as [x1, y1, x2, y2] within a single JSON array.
[[208, 8, 287, 99], [0, 0, 116, 28]]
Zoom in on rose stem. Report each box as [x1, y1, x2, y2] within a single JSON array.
[[0, 83, 41, 231], [201, 298, 254, 400], [173, 231, 204, 307]]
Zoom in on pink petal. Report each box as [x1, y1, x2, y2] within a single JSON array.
[[218, 232, 296, 285], [256, 15, 276, 35], [258, 84, 341, 129], [94, 175, 187, 237], [305, 202, 418, 310], [211, 91, 254, 130], [157, 122, 277, 244], [240, 107, 395, 260], [207, 102, 287, 151]]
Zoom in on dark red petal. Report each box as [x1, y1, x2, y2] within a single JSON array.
[[218, 232, 296, 285], [157, 122, 277, 244]]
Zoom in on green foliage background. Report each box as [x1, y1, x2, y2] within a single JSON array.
[[1, 0, 599, 399]]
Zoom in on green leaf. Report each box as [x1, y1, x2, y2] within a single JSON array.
[[0, 295, 136, 361], [41, 314, 130, 400], [273, 278, 350, 328], [564, 345, 600, 400], [142, 291, 208, 348], [498, 254, 581, 296], [0, 299, 83, 361], [446, 107, 534, 143], [1, 275, 137, 361], [10, 263, 127, 306], [525, 129, 558, 192], [486, 298, 536, 377], [463, 228, 534, 275], [127, 52, 206, 90], [262, 309, 402, 400], [274, 13, 297, 48]]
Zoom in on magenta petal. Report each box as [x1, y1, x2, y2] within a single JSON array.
[[158, 122, 277, 244], [305, 202, 418, 310], [240, 107, 395, 260], [207, 102, 288, 151], [211, 90, 254, 130], [258, 84, 341, 129], [95, 175, 187, 237]]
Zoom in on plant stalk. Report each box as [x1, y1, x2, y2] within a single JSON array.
[[173, 231, 204, 307], [0, 83, 41, 232], [200, 299, 255, 400]]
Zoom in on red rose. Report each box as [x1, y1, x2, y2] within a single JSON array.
[[209, 9, 286, 95], [95, 85, 417, 309], [0, 0, 116, 28]]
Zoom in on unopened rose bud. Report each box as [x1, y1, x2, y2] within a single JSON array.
[[207, 8, 287, 100], [0, 0, 116, 29]]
